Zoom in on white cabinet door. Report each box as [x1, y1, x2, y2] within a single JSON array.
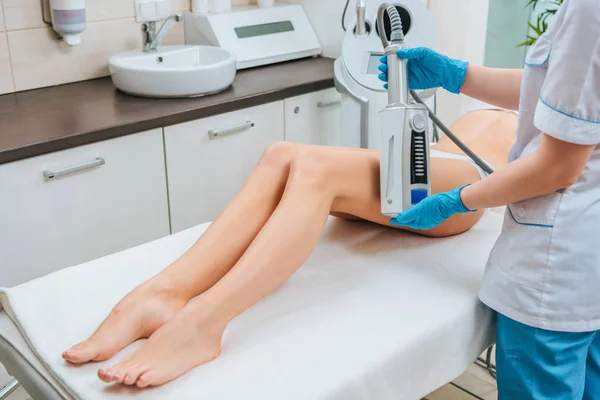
[[165, 101, 285, 232], [284, 88, 342, 146], [0, 129, 170, 287]]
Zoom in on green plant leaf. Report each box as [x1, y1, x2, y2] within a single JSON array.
[[517, 36, 538, 48], [529, 20, 543, 36], [518, 0, 562, 47]]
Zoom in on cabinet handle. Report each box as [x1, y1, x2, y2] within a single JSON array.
[[43, 157, 106, 179], [208, 121, 255, 139], [317, 100, 341, 108]]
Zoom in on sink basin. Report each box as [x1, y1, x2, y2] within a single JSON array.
[[109, 45, 236, 98]]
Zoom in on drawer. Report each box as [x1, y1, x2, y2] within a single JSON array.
[[0, 129, 170, 287], [165, 101, 285, 232]]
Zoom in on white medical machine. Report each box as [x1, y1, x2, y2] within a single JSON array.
[[335, 0, 494, 215], [184, 4, 322, 69], [333, 0, 436, 152]]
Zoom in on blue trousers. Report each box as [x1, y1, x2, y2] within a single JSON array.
[[497, 313, 600, 399]]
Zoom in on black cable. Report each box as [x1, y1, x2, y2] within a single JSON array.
[[410, 89, 495, 175], [449, 382, 487, 400], [474, 345, 497, 380], [486, 345, 497, 380], [342, 0, 351, 31]]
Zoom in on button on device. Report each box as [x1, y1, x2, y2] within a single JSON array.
[[517, 207, 526, 217], [410, 113, 427, 132], [411, 189, 428, 205]]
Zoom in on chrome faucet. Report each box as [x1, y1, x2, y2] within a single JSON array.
[[141, 13, 183, 52]]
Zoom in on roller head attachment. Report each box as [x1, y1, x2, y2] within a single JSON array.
[[378, 4, 409, 106], [377, 3, 405, 47], [386, 5, 404, 42]]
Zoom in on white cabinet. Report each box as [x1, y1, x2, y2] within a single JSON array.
[[0, 129, 170, 287], [284, 88, 342, 146], [0, 89, 338, 288], [165, 101, 284, 233]]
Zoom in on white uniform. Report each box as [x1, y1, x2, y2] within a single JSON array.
[[479, 0, 600, 332]]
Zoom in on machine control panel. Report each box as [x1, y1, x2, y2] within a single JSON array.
[[411, 189, 428, 205], [410, 129, 428, 185], [379, 104, 432, 216]]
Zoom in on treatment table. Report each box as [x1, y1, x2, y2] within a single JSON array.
[[0, 211, 503, 400]]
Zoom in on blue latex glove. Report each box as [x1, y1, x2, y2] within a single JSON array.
[[378, 47, 468, 94], [390, 185, 476, 230]]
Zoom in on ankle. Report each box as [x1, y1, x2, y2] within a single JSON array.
[[151, 261, 214, 300], [143, 278, 188, 301], [185, 296, 232, 332]]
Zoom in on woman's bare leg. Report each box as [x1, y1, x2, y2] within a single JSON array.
[[63, 143, 302, 364], [70, 109, 516, 369], [99, 143, 485, 387]]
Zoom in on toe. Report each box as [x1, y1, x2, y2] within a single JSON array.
[[97, 368, 114, 383], [63, 341, 100, 364], [136, 372, 155, 388], [104, 367, 123, 383], [123, 365, 147, 386], [99, 357, 131, 384], [113, 371, 125, 383]]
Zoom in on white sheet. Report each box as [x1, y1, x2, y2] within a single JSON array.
[[0, 214, 502, 400]]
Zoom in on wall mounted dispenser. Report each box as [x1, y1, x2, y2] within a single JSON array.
[[41, 0, 87, 46]]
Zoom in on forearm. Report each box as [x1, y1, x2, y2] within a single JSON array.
[[460, 66, 523, 111], [460, 154, 570, 210]]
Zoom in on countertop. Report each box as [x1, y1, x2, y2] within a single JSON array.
[[0, 57, 335, 165]]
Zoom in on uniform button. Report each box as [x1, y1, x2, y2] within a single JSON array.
[[517, 207, 526, 217]]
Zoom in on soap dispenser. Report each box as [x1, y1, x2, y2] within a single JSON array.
[[49, 0, 86, 46]]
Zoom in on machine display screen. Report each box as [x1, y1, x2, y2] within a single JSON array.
[[234, 21, 295, 39], [366, 53, 384, 75]]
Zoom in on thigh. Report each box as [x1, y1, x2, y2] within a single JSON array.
[[320, 146, 485, 237], [584, 332, 600, 400], [496, 313, 594, 400]]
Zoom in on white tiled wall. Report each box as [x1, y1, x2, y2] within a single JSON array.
[[0, 32, 14, 94], [9, 18, 140, 91], [0, 0, 255, 94]]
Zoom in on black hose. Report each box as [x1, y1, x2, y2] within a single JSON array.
[[342, 0, 350, 31], [410, 90, 495, 175]]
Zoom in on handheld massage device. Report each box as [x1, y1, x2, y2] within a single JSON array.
[[376, 3, 494, 217], [378, 4, 431, 216]]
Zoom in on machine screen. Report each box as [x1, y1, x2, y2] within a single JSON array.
[[366, 53, 384, 75], [235, 21, 295, 39]]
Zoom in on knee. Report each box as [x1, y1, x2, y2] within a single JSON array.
[[258, 141, 297, 169], [288, 147, 329, 191]]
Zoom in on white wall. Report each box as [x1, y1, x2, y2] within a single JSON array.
[[428, 0, 490, 125], [278, 0, 347, 58]]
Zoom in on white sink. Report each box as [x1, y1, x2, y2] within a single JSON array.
[[109, 45, 236, 98]]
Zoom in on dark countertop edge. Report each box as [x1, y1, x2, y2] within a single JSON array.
[[0, 77, 334, 165]]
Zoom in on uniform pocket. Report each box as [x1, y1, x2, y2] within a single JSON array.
[[507, 191, 563, 227], [489, 191, 563, 290], [524, 36, 552, 68]]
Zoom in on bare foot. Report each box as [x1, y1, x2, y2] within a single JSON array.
[[62, 283, 188, 364], [98, 298, 225, 387]]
